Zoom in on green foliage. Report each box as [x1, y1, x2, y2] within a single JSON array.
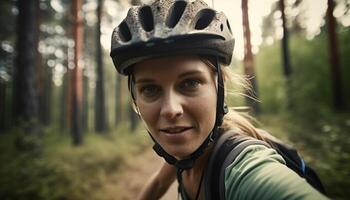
[[255, 41, 285, 113], [339, 27, 350, 108], [0, 125, 151, 200], [0, 0, 16, 42], [289, 33, 332, 115], [256, 29, 350, 116]]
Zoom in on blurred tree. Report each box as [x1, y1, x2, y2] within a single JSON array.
[[0, 69, 12, 131], [0, 1, 15, 42], [82, 73, 89, 132], [115, 75, 122, 125], [289, 0, 303, 34], [35, 0, 53, 127], [40, 63, 53, 126], [262, 0, 304, 43], [36, 0, 72, 131], [242, 0, 259, 112], [95, 0, 107, 133], [12, 0, 39, 133], [280, 0, 292, 78], [70, 0, 84, 145], [326, 0, 344, 110], [0, 77, 6, 131], [60, 67, 69, 132], [82, 2, 93, 133], [280, 0, 293, 108], [0, 1, 16, 131]]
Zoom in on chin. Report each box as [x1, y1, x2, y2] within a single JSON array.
[[164, 144, 196, 160]]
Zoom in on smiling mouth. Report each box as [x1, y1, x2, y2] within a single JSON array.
[[160, 127, 193, 134]]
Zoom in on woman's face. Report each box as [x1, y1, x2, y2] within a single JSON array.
[[133, 55, 217, 159]]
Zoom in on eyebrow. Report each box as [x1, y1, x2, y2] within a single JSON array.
[[178, 70, 204, 78], [135, 70, 205, 84], [135, 78, 154, 84]]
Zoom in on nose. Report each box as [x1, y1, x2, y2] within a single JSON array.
[[160, 91, 183, 120]]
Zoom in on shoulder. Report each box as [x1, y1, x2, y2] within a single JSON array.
[[224, 144, 328, 200]]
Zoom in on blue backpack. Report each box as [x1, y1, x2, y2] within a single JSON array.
[[202, 131, 326, 199]]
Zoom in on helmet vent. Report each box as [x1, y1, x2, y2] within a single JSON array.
[[194, 9, 216, 30], [226, 19, 232, 34], [166, 1, 187, 28], [139, 6, 154, 32], [118, 21, 132, 42]]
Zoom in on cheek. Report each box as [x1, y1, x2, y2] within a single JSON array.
[[191, 86, 217, 127], [136, 101, 158, 128]]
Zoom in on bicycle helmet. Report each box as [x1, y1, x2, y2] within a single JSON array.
[[110, 0, 234, 172], [110, 0, 234, 75]]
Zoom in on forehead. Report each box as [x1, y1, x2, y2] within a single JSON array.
[[133, 55, 214, 79]]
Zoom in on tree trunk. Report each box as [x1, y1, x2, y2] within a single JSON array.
[[115, 75, 122, 125], [0, 81, 6, 131], [60, 70, 68, 132], [71, 0, 84, 145], [242, 0, 259, 113], [83, 74, 89, 132], [280, 0, 293, 109], [326, 0, 344, 110], [13, 0, 39, 130], [95, 0, 107, 133], [42, 66, 52, 126], [280, 0, 292, 77], [34, 0, 45, 126]]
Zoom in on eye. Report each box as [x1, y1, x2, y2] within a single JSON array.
[[139, 84, 160, 98], [180, 79, 200, 90]]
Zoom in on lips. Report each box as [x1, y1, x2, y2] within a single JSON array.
[[160, 126, 193, 134]]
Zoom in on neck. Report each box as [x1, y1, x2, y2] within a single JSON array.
[[186, 143, 213, 175], [181, 142, 214, 198]]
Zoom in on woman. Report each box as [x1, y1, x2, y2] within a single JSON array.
[[110, 0, 328, 199]]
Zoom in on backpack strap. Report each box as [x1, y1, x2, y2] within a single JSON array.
[[203, 131, 234, 199], [219, 138, 270, 199], [203, 131, 270, 200]]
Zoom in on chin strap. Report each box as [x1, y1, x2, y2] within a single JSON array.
[[150, 126, 220, 170]]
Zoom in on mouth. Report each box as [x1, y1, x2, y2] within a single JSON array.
[[160, 126, 193, 134]]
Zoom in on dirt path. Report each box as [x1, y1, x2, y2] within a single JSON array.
[[100, 147, 178, 200]]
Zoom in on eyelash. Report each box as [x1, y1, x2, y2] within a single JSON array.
[[180, 79, 201, 90], [139, 85, 159, 97], [137, 78, 202, 98]]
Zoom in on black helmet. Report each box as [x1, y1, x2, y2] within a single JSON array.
[[110, 0, 234, 75]]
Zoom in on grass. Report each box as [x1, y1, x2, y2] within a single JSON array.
[[0, 123, 152, 200]]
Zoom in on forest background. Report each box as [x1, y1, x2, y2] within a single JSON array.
[[0, 0, 349, 199]]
